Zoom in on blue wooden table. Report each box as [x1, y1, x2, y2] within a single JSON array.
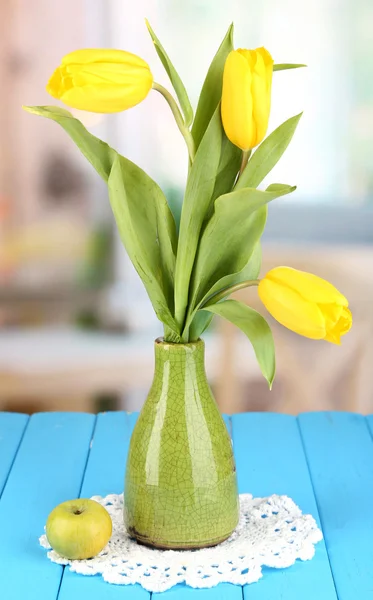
[[0, 411, 372, 600]]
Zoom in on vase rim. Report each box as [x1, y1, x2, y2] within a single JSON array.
[[155, 337, 204, 348]]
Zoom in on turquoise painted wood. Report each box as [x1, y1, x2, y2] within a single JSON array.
[[0, 413, 28, 497], [58, 412, 148, 600], [231, 413, 337, 600], [0, 412, 95, 600], [0, 410, 372, 600], [298, 412, 373, 600]]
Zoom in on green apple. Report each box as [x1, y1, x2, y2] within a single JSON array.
[[46, 498, 112, 559]]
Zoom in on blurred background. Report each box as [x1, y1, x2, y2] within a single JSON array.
[[1, 0, 372, 415]]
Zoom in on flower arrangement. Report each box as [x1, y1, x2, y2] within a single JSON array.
[[24, 22, 352, 387]]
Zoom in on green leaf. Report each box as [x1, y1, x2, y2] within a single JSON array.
[[145, 20, 193, 127], [24, 105, 179, 335], [237, 113, 302, 190], [201, 242, 262, 307], [211, 130, 242, 203], [163, 324, 182, 344], [174, 106, 223, 330], [189, 183, 295, 313], [189, 206, 266, 319], [188, 243, 262, 340], [203, 299, 276, 387], [235, 241, 262, 281], [274, 63, 306, 71], [23, 106, 116, 181], [201, 128, 242, 227], [108, 154, 178, 331], [192, 23, 234, 149], [189, 311, 214, 341], [225, 182, 296, 212]]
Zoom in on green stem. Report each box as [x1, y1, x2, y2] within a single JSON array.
[[235, 149, 251, 187], [202, 279, 260, 308], [181, 325, 190, 343], [153, 82, 196, 162]]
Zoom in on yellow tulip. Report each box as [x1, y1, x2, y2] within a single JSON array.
[[258, 267, 352, 344], [47, 49, 153, 113], [221, 47, 273, 150]]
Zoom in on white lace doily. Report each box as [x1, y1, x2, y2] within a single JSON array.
[[40, 493, 322, 592]]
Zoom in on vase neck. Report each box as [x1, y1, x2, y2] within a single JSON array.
[[152, 338, 209, 392], [154, 338, 205, 368]]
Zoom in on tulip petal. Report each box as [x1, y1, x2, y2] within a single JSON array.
[[238, 48, 273, 147], [258, 278, 326, 339], [339, 307, 353, 333], [46, 69, 64, 99], [257, 47, 274, 71], [222, 47, 273, 150], [60, 83, 150, 113], [257, 48, 274, 112], [318, 302, 344, 330], [46, 49, 153, 113], [251, 52, 271, 146], [266, 266, 349, 306], [63, 62, 152, 88], [323, 329, 342, 344], [61, 48, 150, 69], [238, 49, 256, 68], [221, 51, 253, 150], [324, 307, 352, 344]]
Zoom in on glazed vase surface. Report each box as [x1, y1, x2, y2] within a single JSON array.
[[124, 338, 239, 549]]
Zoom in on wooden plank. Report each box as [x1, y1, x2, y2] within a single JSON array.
[[58, 411, 149, 600], [231, 412, 337, 600], [299, 412, 373, 600], [366, 413, 373, 439], [0, 412, 29, 497], [154, 584, 240, 599], [0, 412, 95, 600]]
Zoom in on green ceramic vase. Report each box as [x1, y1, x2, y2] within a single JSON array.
[[124, 338, 239, 549]]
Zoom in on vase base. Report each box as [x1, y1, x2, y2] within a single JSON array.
[[128, 528, 234, 550]]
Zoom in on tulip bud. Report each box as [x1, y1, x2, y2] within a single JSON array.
[[221, 47, 273, 150], [258, 267, 352, 344], [47, 49, 153, 113]]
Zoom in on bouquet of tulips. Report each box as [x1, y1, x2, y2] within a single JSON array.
[[24, 22, 352, 386]]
